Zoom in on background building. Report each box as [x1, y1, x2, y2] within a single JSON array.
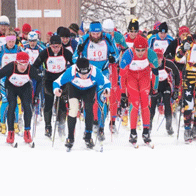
[[0, 0, 81, 42]]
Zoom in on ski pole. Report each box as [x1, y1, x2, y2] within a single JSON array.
[[32, 105, 38, 139], [52, 96, 60, 147]]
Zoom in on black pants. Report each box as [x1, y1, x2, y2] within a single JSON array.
[[6, 83, 32, 131], [44, 80, 67, 127], [150, 83, 172, 129], [67, 84, 96, 139]]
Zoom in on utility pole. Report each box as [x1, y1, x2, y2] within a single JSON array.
[[1, 0, 16, 27]]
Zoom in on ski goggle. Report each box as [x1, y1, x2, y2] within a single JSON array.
[[135, 48, 146, 52]]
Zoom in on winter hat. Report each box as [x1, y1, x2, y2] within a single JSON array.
[[154, 49, 164, 59], [89, 21, 102, 32], [47, 31, 53, 36], [102, 19, 115, 33], [57, 26, 64, 35], [14, 27, 20, 32], [0, 15, 10, 25], [134, 35, 148, 48], [69, 23, 79, 34], [153, 21, 161, 30], [59, 27, 70, 37], [76, 58, 91, 74], [128, 19, 139, 31], [22, 23, 32, 33], [16, 52, 30, 63], [50, 35, 62, 45], [179, 26, 190, 36], [159, 22, 168, 33]]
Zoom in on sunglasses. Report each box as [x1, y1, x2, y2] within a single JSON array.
[[135, 49, 146, 52], [129, 30, 138, 33]]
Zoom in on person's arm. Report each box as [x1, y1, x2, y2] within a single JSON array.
[[148, 48, 159, 91], [64, 48, 73, 68], [165, 59, 180, 88], [0, 62, 13, 79], [32, 49, 48, 69], [29, 65, 42, 97]]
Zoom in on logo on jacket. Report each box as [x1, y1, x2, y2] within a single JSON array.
[[48, 60, 53, 64]]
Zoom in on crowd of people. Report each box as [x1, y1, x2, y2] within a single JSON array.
[[0, 13, 195, 149]]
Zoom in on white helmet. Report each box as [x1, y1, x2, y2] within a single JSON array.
[[102, 19, 115, 33], [0, 15, 10, 25], [28, 31, 38, 41]]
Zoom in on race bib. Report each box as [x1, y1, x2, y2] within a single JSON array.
[[47, 56, 66, 73], [129, 59, 149, 71], [87, 40, 107, 61], [2, 53, 17, 68], [9, 73, 30, 87], [25, 48, 39, 65], [153, 40, 169, 53], [159, 69, 168, 81]]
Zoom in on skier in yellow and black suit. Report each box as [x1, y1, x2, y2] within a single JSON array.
[[176, 34, 196, 143]]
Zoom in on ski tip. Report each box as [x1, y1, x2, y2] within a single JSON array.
[[14, 142, 18, 148], [31, 142, 35, 148]]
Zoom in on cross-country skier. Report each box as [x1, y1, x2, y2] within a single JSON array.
[[150, 49, 180, 135], [72, 21, 119, 141], [53, 58, 110, 149], [120, 35, 159, 145], [33, 35, 73, 138], [176, 33, 196, 143], [0, 52, 42, 144]]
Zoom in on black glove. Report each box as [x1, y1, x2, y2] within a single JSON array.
[[77, 44, 84, 53], [120, 93, 128, 108], [172, 88, 179, 100], [108, 55, 115, 63], [33, 96, 39, 106], [151, 89, 159, 98], [0, 93, 2, 101]]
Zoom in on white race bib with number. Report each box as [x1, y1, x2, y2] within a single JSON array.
[[2, 53, 17, 68], [25, 48, 39, 65], [129, 59, 149, 71], [47, 56, 66, 73], [9, 73, 30, 87], [87, 40, 107, 61], [153, 40, 169, 53]]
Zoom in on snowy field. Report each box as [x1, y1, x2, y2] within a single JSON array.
[[1, 111, 196, 196]]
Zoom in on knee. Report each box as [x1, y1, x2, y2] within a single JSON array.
[[69, 98, 79, 117]]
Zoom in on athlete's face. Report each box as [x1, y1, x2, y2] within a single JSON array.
[[129, 30, 138, 39], [29, 40, 37, 49], [0, 25, 9, 35], [50, 44, 62, 54], [158, 32, 167, 40], [135, 48, 146, 58], [17, 62, 28, 73], [6, 40, 16, 49], [180, 32, 188, 41], [90, 32, 102, 43], [61, 37, 70, 45]]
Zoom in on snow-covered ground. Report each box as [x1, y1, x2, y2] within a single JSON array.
[[1, 111, 196, 196]]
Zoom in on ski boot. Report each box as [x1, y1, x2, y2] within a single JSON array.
[[184, 128, 192, 144], [45, 125, 52, 138], [24, 130, 32, 143], [109, 124, 117, 134], [192, 126, 196, 140], [97, 127, 105, 141], [166, 126, 174, 135], [65, 138, 74, 149], [14, 123, 20, 133], [1, 123, 7, 134], [142, 128, 152, 144], [85, 138, 95, 149], [58, 123, 66, 138], [7, 131, 15, 144], [129, 133, 137, 144], [93, 120, 99, 133]]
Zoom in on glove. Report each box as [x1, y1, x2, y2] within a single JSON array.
[[151, 89, 159, 98], [77, 44, 84, 53], [120, 93, 128, 108], [0, 93, 2, 101], [184, 42, 191, 51], [108, 55, 115, 63], [33, 96, 39, 106], [172, 88, 179, 100]]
